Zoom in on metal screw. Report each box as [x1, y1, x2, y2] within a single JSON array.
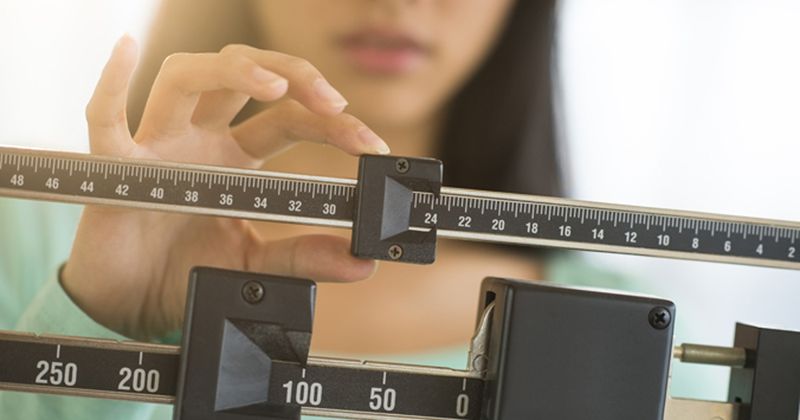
[[395, 158, 409, 174], [648, 306, 672, 330], [242, 280, 265, 304], [388, 244, 404, 260], [471, 355, 489, 373]]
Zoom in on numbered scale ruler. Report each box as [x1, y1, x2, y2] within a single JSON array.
[[1, 146, 799, 270], [0, 331, 482, 419]]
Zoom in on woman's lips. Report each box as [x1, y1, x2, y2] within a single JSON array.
[[339, 30, 430, 75]]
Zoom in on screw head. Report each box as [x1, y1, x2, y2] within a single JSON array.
[[395, 158, 409, 174], [242, 280, 265, 304], [471, 355, 489, 373], [388, 244, 404, 260], [648, 306, 672, 330]]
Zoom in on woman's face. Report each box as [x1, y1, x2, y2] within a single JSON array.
[[252, 0, 515, 132]]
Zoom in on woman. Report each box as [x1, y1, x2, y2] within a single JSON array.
[[0, 1, 626, 418]]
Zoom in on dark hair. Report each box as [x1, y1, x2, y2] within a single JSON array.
[[439, 0, 562, 197], [129, 0, 563, 198]]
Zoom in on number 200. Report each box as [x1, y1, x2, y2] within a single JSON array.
[[118, 367, 160, 393]]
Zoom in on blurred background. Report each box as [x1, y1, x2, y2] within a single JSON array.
[[1, 0, 798, 402]]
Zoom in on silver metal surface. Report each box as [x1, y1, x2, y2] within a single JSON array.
[[664, 398, 739, 420], [438, 229, 800, 271], [674, 344, 747, 368], [0, 187, 355, 229], [467, 302, 494, 374], [302, 407, 466, 420], [0, 330, 180, 354], [305, 356, 478, 379], [0, 382, 175, 404]]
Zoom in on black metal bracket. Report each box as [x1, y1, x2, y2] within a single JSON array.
[[478, 278, 675, 420], [728, 323, 800, 420], [174, 267, 315, 420], [351, 155, 443, 264]]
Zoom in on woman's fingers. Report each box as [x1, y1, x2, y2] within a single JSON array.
[[137, 52, 289, 139], [86, 35, 139, 155], [247, 234, 377, 283], [192, 45, 351, 130], [190, 89, 251, 131], [232, 99, 390, 159], [220, 44, 348, 117], [138, 45, 352, 139]]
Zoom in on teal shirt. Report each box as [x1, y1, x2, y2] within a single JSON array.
[[0, 198, 634, 419]]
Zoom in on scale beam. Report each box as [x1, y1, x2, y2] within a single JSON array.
[[1, 146, 798, 270], [0, 331, 482, 420]]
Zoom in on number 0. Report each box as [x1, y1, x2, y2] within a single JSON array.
[[456, 393, 469, 417]]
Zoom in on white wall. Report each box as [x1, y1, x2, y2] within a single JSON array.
[[560, 0, 800, 401], [0, 1, 157, 151]]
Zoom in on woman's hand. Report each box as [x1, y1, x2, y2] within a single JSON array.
[[62, 36, 389, 340]]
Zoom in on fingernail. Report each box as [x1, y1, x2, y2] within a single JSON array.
[[314, 78, 348, 110], [358, 127, 391, 154], [114, 33, 133, 49], [112, 33, 137, 57]]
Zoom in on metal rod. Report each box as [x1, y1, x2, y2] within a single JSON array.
[[673, 344, 748, 368]]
